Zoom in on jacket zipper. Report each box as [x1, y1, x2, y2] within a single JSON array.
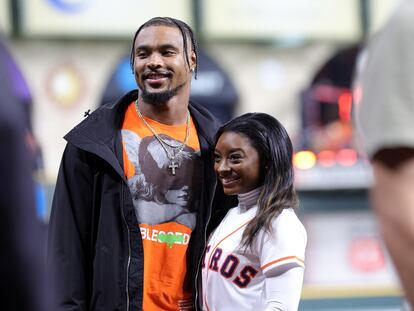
[[120, 183, 131, 311], [194, 177, 217, 310]]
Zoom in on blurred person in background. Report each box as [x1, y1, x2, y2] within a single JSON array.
[[0, 36, 46, 310], [356, 0, 414, 308], [203, 113, 307, 311], [48, 17, 231, 310]]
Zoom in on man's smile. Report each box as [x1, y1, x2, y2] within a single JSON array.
[[142, 71, 172, 87]]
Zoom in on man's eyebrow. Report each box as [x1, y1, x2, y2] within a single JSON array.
[[135, 45, 150, 51], [135, 44, 179, 51], [159, 44, 180, 50]]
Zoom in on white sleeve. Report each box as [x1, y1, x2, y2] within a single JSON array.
[[262, 267, 304, 311], [257, 209, 307, 276]]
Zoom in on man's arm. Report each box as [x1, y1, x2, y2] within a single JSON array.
[[47, 143, 95, 310]]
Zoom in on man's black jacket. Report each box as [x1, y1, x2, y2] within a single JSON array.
[[48, 90, 233, 310]]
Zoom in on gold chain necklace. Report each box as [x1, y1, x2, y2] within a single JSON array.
[[134, 99, 190, 175]]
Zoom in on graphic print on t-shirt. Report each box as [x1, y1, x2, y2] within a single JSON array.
[[121, 102, 201, 311], [122, 130, 200, 229]]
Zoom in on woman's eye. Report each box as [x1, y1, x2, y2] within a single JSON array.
[[229, 154, 242, 162], [214, 154, 221, 162]]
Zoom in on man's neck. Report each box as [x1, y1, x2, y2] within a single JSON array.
[[138, 95, 189, 126]]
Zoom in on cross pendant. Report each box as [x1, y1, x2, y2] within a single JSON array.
[[169, 161, 179, 175]]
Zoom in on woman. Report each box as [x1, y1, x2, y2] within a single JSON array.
[[202, 113, 307, 311]]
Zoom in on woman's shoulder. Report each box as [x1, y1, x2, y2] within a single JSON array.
[[255, 208, 307, 272], [271, 208, 307, 242]]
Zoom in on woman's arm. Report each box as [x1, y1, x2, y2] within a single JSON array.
[[262, 267, 304, 311]]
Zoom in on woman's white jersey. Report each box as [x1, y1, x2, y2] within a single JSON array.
[[201, 204, 307, 311]]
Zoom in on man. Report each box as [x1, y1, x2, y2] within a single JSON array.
[[48, 17, 230, 310], [356, 1, 414, 307]]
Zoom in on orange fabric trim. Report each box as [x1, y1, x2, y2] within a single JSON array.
[[207, 219, 252, 265], [260, 256, 305, 270]]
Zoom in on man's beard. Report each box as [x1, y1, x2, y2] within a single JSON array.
[[141, 83, 185, 106]]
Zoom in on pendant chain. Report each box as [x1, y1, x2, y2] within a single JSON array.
[[134, 99, 190, 175]]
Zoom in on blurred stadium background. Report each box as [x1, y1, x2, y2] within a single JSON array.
[[0, 0, 408, 309]]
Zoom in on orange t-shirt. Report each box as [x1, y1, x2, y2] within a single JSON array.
[[121, 102, 201, 310]]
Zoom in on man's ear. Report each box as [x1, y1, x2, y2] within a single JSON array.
[[190, 51, 196, 71]]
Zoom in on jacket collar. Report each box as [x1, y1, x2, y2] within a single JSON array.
[[64, 89, 220, 178]]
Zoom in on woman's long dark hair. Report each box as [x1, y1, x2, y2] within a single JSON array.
[[215, 113, 298, 249]]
